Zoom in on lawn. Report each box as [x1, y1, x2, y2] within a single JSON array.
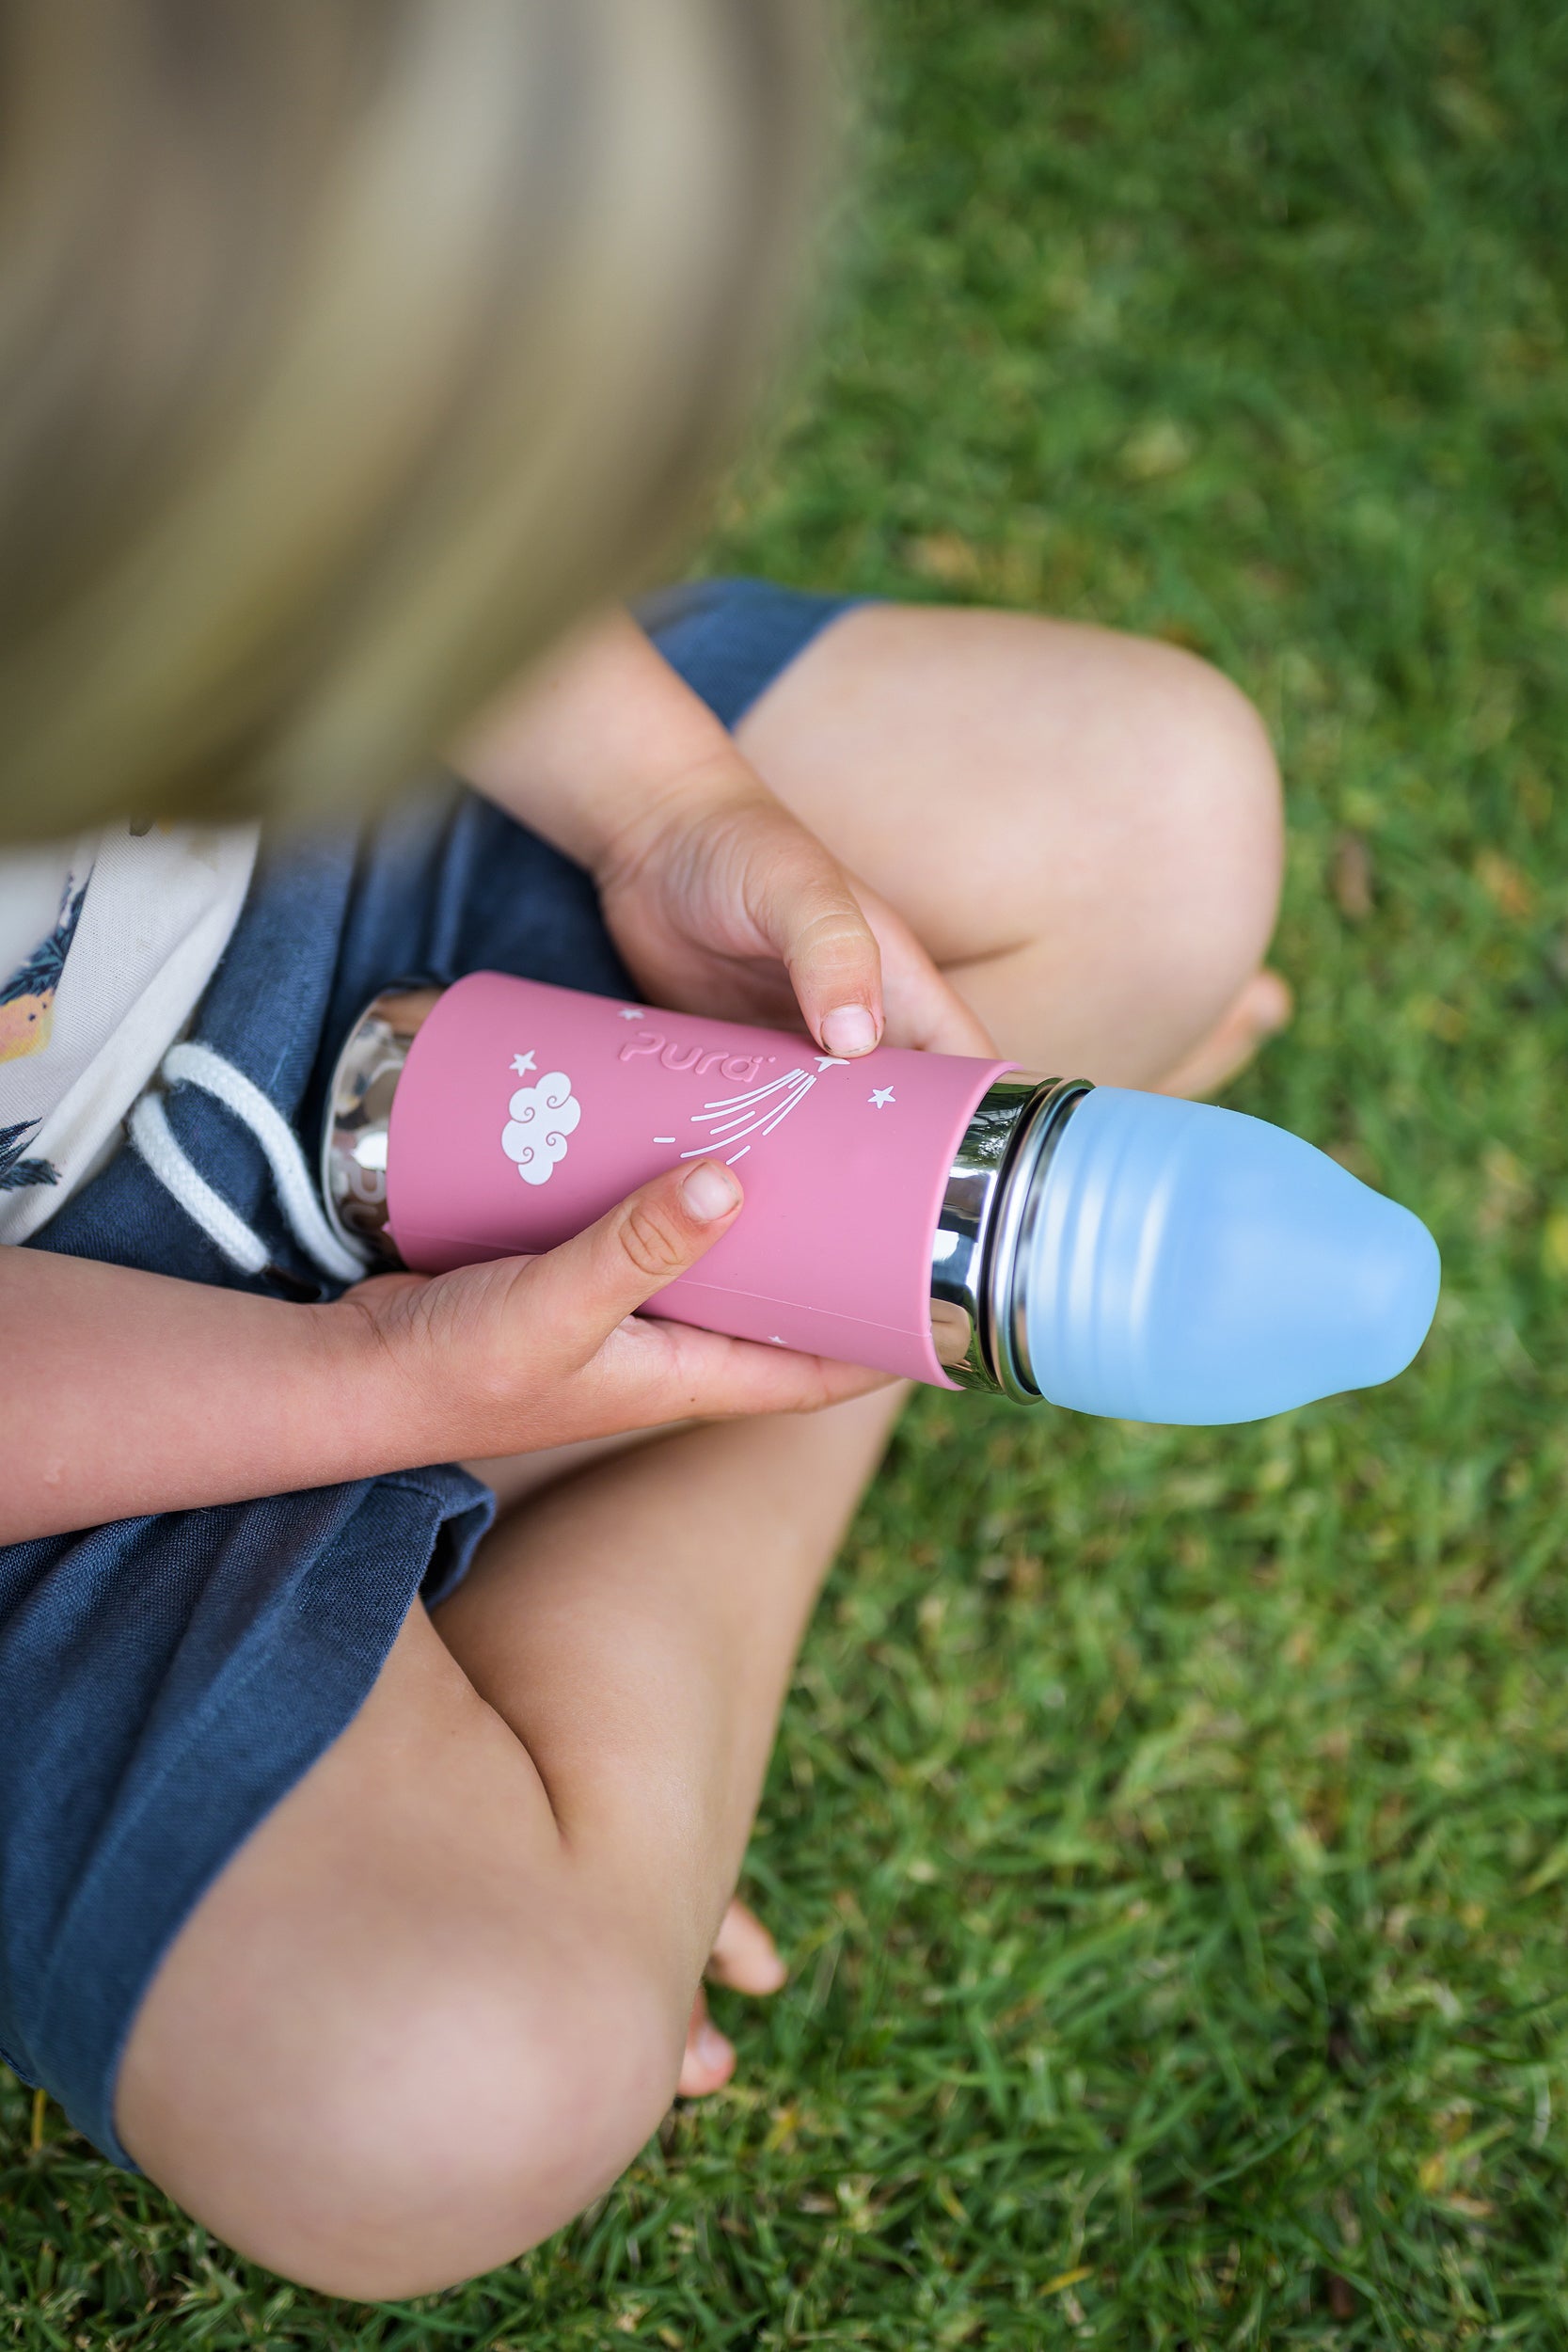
[[6, 0, 1568, 2343]]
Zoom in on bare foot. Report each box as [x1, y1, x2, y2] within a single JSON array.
[[676, 1898, 788, 2097], [1154, 968, 1292, 1101]]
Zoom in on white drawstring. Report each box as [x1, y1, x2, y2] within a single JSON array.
[[130, 1041, 369, 1286], [128, 1093, 273, 1277]]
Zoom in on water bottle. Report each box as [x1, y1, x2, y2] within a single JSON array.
[[321, 972, 1439, 1423]]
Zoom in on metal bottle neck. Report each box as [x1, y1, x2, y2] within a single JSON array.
[[930, 1073, 1091, 1401]]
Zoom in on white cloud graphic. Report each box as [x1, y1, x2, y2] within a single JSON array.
[[501, 1071, 580, 1185]]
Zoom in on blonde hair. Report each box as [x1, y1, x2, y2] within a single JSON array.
[[0, 0, 824, 840]]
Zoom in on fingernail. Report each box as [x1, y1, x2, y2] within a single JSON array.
[[697, 2021, 733, 2069], [682, 1161, 741, 1223], [822, 1005, 879, 1057]]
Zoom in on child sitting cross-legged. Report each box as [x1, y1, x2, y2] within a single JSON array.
[[0, 0, 1287, 2297]]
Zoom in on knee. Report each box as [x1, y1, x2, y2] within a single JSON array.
[[305, 1967, 680, 2297], [1122, 642, 1285, 993], [1028, 637, 1284, 1086], [147, 1952, 686, 2300]]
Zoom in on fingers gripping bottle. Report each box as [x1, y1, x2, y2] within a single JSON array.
[[322, 972, 1440, 1423]]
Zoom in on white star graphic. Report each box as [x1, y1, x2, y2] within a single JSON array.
[[511, 1051, 537, 1075], [815, 1055, 850, 1072], [617, 1008, 645, 1020], [768, 1335, 785, 1344], [869, 1087, 895, 1108]]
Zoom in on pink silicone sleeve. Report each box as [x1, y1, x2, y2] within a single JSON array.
[[387, 973, 1008, 1388]]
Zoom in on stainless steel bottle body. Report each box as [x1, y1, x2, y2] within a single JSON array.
[[322, 985, 1089, 1402]]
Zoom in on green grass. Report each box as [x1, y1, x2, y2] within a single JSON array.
[[7, 0, 1568, 2342]]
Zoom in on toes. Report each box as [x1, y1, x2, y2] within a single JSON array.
[[705, 1898, 788, 1996], [674, 1902, 786, 2098], [1245, 967, 1294, 1039], [1155, 967, 1293, 1099], [676, 1987, 736, 2098]]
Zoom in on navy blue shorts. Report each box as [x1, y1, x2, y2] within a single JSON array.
[[0, 579, 860, 2166]]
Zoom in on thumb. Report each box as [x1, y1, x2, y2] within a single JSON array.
[[517, 1157, 744, 1370]]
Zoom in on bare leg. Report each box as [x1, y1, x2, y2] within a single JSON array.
[[117, 608, 1283, 2296], [119, 1388, 903, 2296], [736, 604, 1286, 1090]]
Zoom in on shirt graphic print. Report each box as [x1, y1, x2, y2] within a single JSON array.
[[0, 820, 261, 1244], [0, 867, 90, 1191]]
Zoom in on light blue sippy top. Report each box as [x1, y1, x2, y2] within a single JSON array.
[[1022, 1087, 1441, 1424]]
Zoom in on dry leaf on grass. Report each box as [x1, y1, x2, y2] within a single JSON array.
[[1475, 849, 1535, 921], [1332, 830, 1374, 920]]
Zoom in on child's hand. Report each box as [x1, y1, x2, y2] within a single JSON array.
[[342, 1153, 885, 1466], [594, 767, 994, 1061], [457, 608, 992, 1061], [3, 1157, 871, 1544]]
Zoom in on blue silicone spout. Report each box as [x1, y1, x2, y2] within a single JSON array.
[[1022, 1088, 1441, 1424]]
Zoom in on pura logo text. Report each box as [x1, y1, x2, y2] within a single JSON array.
[[618, 1029, 774, 1087]]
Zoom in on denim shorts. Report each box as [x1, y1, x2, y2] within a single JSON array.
[[0, 578, 860, 2166]]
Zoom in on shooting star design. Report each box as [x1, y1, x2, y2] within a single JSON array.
[[679, 1059, 847, 1158]]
